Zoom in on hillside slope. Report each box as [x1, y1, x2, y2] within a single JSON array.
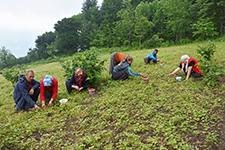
[[0, 42, 225, 149]]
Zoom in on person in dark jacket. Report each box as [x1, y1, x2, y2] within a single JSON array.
[[13, 70, 40, 112], [109, 52, 126, 74], [112, 56, 148, 80], [65, 68, 88, 94]]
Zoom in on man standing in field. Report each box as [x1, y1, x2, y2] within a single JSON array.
[[13, 70, 40, 112]]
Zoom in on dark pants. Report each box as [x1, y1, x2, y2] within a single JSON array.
[[65, 80, 73, 94], [16, 88, 40, 111], [191, 72, 202, 78], [112, 70, 129, 80], [44, 91, 52, 103], [144, 57, 157, 64]]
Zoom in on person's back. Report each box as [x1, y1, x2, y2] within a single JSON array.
[[109, 52, 126, 74]]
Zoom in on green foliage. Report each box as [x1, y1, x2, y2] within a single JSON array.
[[197, 42, 224, 86], [0, 47, 17, 69], [0, 42, 225, 149], [2, 66, 26, 86], [143, 34, 163, 48], [61, 51, 105, 87], [192, 19, 218, 40]]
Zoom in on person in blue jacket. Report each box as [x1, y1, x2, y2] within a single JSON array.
[[13, 70, 40, 112], [112, 56, 148, 80], [144, 49, 160, 64]]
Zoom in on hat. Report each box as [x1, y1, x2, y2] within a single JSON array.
[[180, 55, 190, 63], [43, 75, 53, 86]]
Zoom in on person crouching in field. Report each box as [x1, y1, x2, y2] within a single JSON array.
[[109, 52, 126, 74], [112, 56, 148, 80], [65, 68, 88, 94], [169, 54, 203, 80], [13, 70, 40, 112], [40, 75, 58, 109], [144, 49, 160, 64]]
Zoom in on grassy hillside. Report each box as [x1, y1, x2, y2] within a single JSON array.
[[0, 41, 225, 149]]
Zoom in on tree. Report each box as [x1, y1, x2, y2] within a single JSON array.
[[54, 15, 82, 54], [0, 47, 17, 69], [81, 0, 100, 49], [35, 31, 56, 58]]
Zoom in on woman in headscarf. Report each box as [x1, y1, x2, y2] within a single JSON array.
[[65, 68, 88, 94], [169, 54, 202, 80], [112, 56, 148, 80]]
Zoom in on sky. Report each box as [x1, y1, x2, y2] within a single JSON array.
[[0, 0, 103, 58]]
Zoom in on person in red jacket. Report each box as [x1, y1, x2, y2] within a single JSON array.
[[40, 75, 58, 109], [169, 54, 203, 80]]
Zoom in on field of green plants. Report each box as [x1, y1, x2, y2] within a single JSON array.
[[0, 41, 225, 149]]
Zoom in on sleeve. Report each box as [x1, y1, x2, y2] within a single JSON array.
[[40, 80, 45, 102], [51, 79, 58, 100], [179, 63, 182, 68], [82, 78, 89, 89], [32, 79, 40, 90], [151, 55, 157, 62], [19, 83, 36, 107], [128, 66, 140, 77], [188, 61, 195, 67]]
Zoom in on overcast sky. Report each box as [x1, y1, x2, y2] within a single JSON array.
[[0, 0, 103, 58]]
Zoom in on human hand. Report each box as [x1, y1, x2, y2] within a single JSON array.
[[41, 101, 46, 110], [34, 104, 40, 110], [79, 87, 84, 91], [72, 85, 79, 90], [48, 99, 53, 107], [169, 73, 175, 77], [29, 89, 34, 95]]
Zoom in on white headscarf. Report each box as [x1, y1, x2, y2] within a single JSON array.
[[180, 55, 190, 73]]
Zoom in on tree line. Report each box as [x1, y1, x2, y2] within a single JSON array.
[[1, 0, 225, 69]]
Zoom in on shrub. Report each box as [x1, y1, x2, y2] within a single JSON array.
[[197, 42, 224, 86], [61, 51, 105, 87], [192, 19, 218, 40], [143, 34, 163, 48], [2, 66, 26, 86]]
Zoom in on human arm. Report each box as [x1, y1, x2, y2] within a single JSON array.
[[19, 83, 36, 107], [128, 66, 140, 77], [185, 66, 192, 80], [169, 67, 181, 76]]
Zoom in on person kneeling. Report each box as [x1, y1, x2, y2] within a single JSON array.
[[13, 70, 40, 112], [65, 68, 88, 94], [112, 56, 148, 80], [40, 75, 58, 109], [169, 54, 203, 80]]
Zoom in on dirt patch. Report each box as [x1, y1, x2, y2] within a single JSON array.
[[217, 111, 225, 149], [32, 131, 42, 142], [219, 76, 225, 84]]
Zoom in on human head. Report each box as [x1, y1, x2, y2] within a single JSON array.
[[25, 70, 34, 82], [75, 68, 84, 78], [180, 55, 190, 63], [125, 56, 133, 64], [43, 75, 53, 86], [153, 49, 158, 54]]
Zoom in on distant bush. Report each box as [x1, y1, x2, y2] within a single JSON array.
[[61, 51, 105, 87], [197, 42, 224, 86], [2, 66, 26, 86], [143, 34, 163, 48]]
